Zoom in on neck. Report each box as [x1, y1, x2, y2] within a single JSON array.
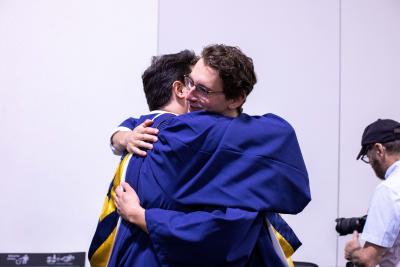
[[383, 155, 400, 173], [223, 109, 239, 118], [161, 102, 186, 115]]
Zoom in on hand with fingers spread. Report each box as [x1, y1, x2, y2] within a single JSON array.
[[112, 119, 159, 157], [114, 182, 148, 233]]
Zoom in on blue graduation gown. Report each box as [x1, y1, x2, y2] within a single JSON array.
[[141, 111, 310, 213], [106, 111, 310, 267]]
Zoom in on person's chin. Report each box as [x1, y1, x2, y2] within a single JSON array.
[[189, 105, 203, 112]]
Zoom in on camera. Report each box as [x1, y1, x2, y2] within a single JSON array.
[[335, 215, 367, 236]]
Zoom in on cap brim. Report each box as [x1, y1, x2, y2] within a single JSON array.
[[356, 146, 367, 160]]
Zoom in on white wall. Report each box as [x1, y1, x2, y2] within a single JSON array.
[[1, 1, 400, 266], [0, 0, 158, 258]]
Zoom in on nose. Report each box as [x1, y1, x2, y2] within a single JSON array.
[[185, 86, 197, 101]]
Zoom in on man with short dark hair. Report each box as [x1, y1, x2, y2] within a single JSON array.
[[110, 49, 197, 155], [89, 49, 197, 267], [345, 119, 400, 266]]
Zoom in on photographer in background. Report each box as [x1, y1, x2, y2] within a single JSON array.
[[345, 119, 400, 267]]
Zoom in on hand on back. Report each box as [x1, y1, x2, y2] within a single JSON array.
[[113, 119, 159, 157]]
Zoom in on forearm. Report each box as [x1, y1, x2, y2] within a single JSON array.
[[114, 182, 148, 233], [347, 242, 384, 267], [111, 131, 130, 154]]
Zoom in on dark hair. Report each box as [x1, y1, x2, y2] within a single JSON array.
[[142, 50, 198, 111], [201, 44, 257, 101], [384, 140, 400, 155]]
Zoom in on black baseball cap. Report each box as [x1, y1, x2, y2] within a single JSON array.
[[357, 119, 400, 160]]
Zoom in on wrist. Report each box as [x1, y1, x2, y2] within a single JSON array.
[[112, 131, 129, 151], [128, 206, 147, 233], [127, 206, 144, 223], [118, 131, 129, 147], [349, 247, 363, 264]]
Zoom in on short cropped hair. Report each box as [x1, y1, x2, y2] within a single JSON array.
[[142, 50, 198, 111], [384, 140, 400, 155]]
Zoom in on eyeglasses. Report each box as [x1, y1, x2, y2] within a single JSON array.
[[361, 145, 372, 164], [184, 75, 224, 96], [360, 154, 370, 164]]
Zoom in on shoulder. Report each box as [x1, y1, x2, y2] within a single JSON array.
[[160, 111, 232, 133], [239, 113, 294, 129], [384, 165, 400, 192], [132, 112, 176, 127], [178, 110, 230, 124], [233, 113, 297, 141], [121, 114, 154, 126], [119, 117, 138, 128], [155, 111, 233, 152], [369, 182, 400, 217], [380, 168, 400, 197]]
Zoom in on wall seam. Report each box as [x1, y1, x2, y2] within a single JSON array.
[[336, 0, 343, 266]]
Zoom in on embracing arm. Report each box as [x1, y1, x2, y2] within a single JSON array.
[[114, 182, 265, 266], [144, 112, 311, 214], [111, 119, 159, 156], [114, 182, 147, 233], [122, 112, 311, 214]]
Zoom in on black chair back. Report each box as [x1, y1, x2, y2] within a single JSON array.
[[293, 261, 319, 267]]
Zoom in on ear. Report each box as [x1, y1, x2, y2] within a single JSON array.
[[375, 143, 386, 157], [228, 93, 246, 110], [172, 81, 186, 99]]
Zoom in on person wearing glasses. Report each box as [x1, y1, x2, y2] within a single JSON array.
[[345, 119, 400, 267], [104, 44, 311, 267]]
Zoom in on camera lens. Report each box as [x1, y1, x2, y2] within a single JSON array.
[[335, 215, 367, 236]]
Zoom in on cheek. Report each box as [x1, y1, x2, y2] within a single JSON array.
[[203, 98, 220, 110], [211, 97, 229, 110], [370, 158, 378, 169], [185, 90, 197, 101], [182, 90, 189, 98], [194, 95, 210, 106]]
